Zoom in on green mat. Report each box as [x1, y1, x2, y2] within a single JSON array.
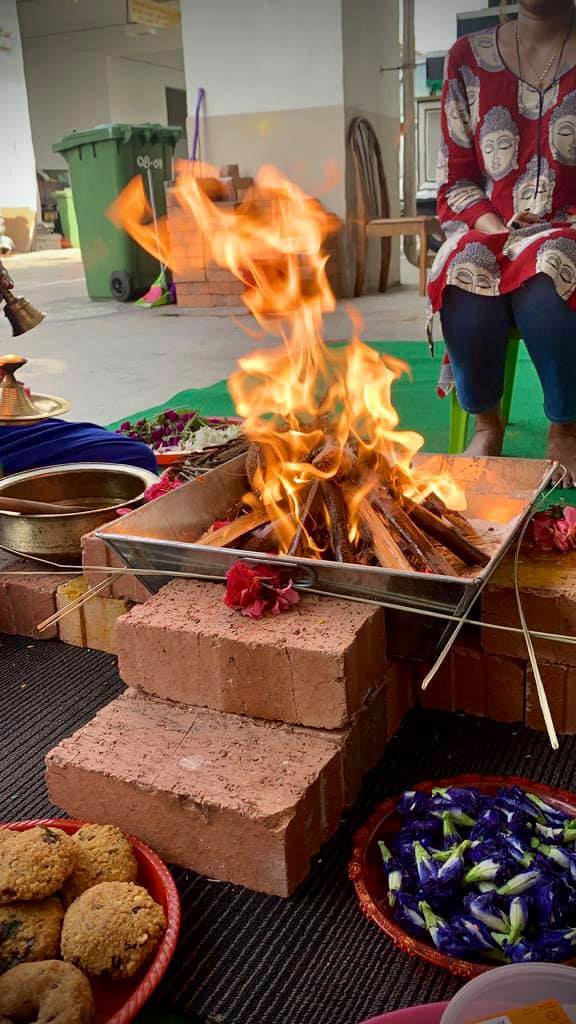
[[108, 340, 552, 459]]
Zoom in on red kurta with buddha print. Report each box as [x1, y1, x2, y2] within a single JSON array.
[[428, 24, 576, 333]]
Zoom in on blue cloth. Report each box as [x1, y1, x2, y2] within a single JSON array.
[[0, 420, 158, 477], [440, 274, 576, 423]]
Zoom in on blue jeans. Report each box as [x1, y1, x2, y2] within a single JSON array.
[[440, 274, 576, 423]]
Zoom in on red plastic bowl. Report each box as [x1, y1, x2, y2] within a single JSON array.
[[0, 818, 181, 1024], [349, 774, 576, 981]]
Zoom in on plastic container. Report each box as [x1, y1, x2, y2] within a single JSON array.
[[53, 123, 181, 301], [441, 963, 576, 1024], [54, 187, 80, 247]]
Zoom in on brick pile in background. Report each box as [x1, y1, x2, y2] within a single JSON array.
[[165, 163, 343, 309]]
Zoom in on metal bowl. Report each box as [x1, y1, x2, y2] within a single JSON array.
[[0, 463, 158, 563]]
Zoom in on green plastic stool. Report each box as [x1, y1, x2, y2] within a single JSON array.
[[448, 333, 521, 454]]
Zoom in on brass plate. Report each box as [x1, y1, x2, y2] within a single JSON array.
[[0, 392, 71, 425]]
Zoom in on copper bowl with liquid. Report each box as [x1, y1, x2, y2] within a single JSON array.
[[0, 463, 158, 563]]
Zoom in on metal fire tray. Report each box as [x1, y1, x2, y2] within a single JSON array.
[[97, 454, 554, 657]]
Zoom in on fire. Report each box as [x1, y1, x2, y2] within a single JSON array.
[[110, 161, 465, 562]]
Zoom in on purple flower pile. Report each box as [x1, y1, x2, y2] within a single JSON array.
[[116, 410, 203, 449], [380, 785, 576, 964]]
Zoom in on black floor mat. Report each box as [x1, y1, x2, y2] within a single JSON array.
[[2, 632, 575, 1024]]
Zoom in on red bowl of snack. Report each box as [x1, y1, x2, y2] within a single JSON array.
[[0, 818, 180, 1024], [349, 775, 576, 981]]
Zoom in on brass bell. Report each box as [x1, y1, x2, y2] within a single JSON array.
[[2, 290, 45, 337], [0, 353, 70, 424]]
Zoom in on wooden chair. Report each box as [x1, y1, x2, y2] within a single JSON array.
[[348, 117, 439, 298]]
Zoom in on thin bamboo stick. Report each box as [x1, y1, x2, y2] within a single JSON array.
[[36, 575, 116, 633]]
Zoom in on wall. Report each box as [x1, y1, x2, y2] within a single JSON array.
[[415, 0, 482, 54], [24, 49, 110, 172], [107, 56, 185, 126], [0, 0, 38, 250], [20, 0, 185, 170], [342, 0, 401, 288], [180, 0, 347, 222]]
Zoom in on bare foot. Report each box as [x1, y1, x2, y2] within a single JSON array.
[[547, 422, 576, 488], [465, 409, 504, 458]]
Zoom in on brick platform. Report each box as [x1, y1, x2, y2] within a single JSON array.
[[82, 528, 150, 605], [46, 670, 411, 897], [482, 549, 576, 667], [0, 553, 74, 641], [116, 579, 387, 729]]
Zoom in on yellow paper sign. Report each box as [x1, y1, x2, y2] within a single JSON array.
[[128, 0, 180, 29], [472, 1000, 572, 1024]]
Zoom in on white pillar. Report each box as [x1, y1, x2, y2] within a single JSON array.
[[180, 0, 400, 292], [0, 0, 38, 251]]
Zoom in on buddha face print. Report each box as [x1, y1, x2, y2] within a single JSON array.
[[518, 80, 559, 120], [469, 29, 505, 73], [480, 107, 520, 181], [549, 91, 576, 165], [429, 223, 468, 282], [446, 180, 487, 215], [436, 140, 449, 187], [446, 80, 473, 148], [536, 236, 576, 299], [513, 156, 556, 218], [460, 66, 481, 131], [447, 242, 501, 295]]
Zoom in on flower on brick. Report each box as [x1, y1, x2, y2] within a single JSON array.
[[531, 506, 576, 553], [224, 560, 299, 620]]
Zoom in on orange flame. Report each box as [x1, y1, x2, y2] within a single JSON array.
[[110, 161, 465, 557]]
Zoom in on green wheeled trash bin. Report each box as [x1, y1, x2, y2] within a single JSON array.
[[54, 188, 80, 248], [53, 123, 182, 301]]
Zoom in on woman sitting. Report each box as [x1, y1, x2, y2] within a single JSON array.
[[429, 0, 576, 486]]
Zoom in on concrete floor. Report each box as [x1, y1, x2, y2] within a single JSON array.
[[2, 249, 429, 424]]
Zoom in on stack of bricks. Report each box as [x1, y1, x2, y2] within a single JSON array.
[[46, 577, 416, 897], [166, 163, 342, 309], [418, 546, 576, 735]]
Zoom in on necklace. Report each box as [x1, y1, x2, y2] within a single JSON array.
[[515, 14, 574, 90]]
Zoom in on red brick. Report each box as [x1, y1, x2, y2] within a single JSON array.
[[172, 267, 206, 284], [220, 164, 239, 178], [116, 580, 387, 729], [46, 686, 383, 896], [206, 265, 241, 283], [525, 663, 576, 734], [82, 529, 150, 604], [482, 550, 576, 666], [212, 293, 246, 307], [175, 292, 215, 308], [177, 280, 244, 295], [0, 556, 75, 640], [416, 634, 525, 723], [385, 660, 417, 738]]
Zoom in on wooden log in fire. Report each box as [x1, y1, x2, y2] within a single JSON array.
[[371, 487, 459, 577], [322, 480, 356, 564], [196, 510, 269, 548], [288, 481, 320, 556], [358, 500, 412, 572], [405, 499, 490, 568]]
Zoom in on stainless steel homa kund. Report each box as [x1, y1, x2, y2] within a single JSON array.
[[96, 453, 555, 656]]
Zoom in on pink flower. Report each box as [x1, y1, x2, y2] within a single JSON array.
[[224, 560, 300, 620], [553, 506, 576, 552], [531, 506, 576, 553], [531, 512, 557, 552], [143, 477, 183, 502]]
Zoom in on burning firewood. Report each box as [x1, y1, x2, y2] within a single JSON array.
[[322, 481, 356, 564], [371, 487, 459, 577], [358, 501, 412, 572], [287, 481, 320, 556], [196, 510, 269, 548], [405, 498, 490, 568]]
